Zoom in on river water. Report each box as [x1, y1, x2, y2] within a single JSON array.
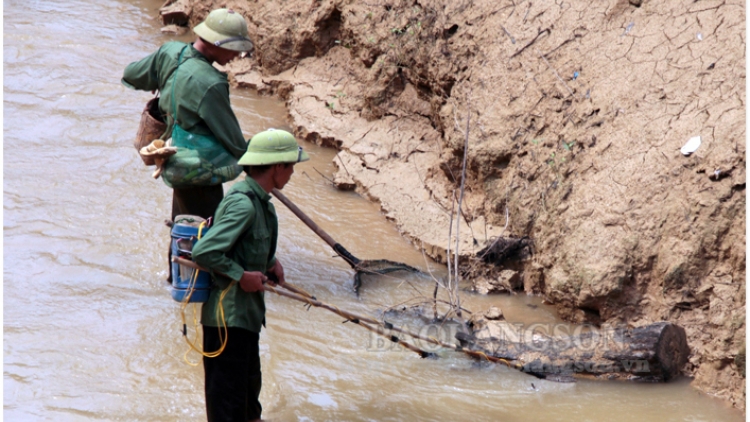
[[3, 0, 744, 420]]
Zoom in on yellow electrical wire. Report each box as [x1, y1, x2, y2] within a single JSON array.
[[179, 220, 234, 365]]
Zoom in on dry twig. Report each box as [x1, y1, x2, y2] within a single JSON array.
[[536, 48, 575, 97], [453, 88, 472, 321]]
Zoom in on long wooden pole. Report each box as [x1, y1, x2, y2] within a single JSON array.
[[271, 188, 338, 248], [172, 257, 432, 358], [270, 188, 363, 269], [172, 257, 541, 377]]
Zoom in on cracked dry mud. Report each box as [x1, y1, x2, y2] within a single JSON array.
[[177, 0, 744, 409]]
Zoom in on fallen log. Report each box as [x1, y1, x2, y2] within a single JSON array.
[[456, 315, 689, 382]]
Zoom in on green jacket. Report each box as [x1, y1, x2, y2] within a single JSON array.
[[192, 176, 278, 332], [121, 41, 247, 159]]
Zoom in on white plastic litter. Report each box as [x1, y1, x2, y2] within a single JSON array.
[[681, 136, 701, 156]]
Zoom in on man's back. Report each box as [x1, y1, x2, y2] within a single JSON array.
[[122, 41, 245, 158]]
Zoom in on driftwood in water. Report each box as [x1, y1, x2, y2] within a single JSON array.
[[456, 318, 689, 382]]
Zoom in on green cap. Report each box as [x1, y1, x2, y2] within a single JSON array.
[[193, 8, 254, 52], [238, 129, 310, 166]]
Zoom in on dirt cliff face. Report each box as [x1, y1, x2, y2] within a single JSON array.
[[184, 0, 745, 409]]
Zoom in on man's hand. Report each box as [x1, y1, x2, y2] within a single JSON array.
[[239, 271, 267, 292], [267, 260, 286, 286]]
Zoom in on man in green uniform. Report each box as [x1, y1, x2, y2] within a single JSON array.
[[192, 129, 309, 422], [121, 8, 253, 280]]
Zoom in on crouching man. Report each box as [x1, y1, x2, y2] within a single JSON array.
[[192, 129, 309, 422]]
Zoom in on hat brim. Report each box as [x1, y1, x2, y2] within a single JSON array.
[[194, 22, 254, 52], [238, 149, 310, 166]]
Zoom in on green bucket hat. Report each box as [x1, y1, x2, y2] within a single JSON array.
[[193, 8, 254, 52], [238, 129, 310, 166]]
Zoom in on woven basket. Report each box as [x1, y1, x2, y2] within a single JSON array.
[[135, 97, 167, 166]]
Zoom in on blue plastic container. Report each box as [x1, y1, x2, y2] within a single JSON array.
[[170, 215, 212, 303], [170, 287, 210, 303]]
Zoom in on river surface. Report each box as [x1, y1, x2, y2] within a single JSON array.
[[3, 0, 744, 420]]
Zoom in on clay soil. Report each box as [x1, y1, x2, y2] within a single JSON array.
[[172, 0, 745, 410]]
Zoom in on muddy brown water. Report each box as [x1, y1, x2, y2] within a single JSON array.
[[3, 0, 743, 420]]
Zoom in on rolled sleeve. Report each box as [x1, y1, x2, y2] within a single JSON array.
[[121, 47, 161, 91]]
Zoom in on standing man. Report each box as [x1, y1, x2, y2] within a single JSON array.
[[121, 8, 254, 279], [192, 129, 309, 422]]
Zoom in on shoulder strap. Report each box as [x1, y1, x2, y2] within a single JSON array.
[[169, 45, 191, 128], [230, 190, 257, 201], [225, 190, 259, 257]]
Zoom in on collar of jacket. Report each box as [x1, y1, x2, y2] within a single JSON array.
[[243, 175, 272, 203], [187, 43, 213, 65]]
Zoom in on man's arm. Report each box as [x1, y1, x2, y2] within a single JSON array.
[[121, 46, 163, 91], [192, 196, 253, 284], [266, 259, 285, 285], [198, 84, 248, 159]]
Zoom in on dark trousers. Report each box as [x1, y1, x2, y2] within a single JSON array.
[[203, 326, 262, 422], [171, 185, 225, 222], [167, 185, 224, 282]]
